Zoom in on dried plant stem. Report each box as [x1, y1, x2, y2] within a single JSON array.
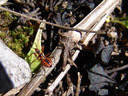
[[46, 64, 71, 93], [0, 6, 104, 34], [76, 72, 82, 96], [66, 73, 74, 96], [105, 64, 128, 74], [72, 0, 120, 59]]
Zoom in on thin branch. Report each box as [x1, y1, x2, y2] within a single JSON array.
[[0, 6, 105, 34], [105, 64, 128, 74], [67, 58, 78, 68], [66, 73, 74, 96], [46, 64, 71, 93], [76, 72, 82, 96]]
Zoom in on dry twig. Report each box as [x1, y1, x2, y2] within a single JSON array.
[[105, 64, 128, 74], [46, 64, 71, 93], [76, 72, 82, 96], [65, 73, 74, 96], [0, 6, 105, 34]]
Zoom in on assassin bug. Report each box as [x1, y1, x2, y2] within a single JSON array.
[[28, 44, 52, 70]]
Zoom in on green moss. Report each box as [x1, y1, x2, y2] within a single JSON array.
[[0, 11, 13, 26], [0, 32, 6, 39], [6, 26, 34, 57], [0, 11, 42, 71], [0, 24, 34, 57]]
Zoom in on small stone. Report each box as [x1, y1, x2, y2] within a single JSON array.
[[109, 31, 118, 39]]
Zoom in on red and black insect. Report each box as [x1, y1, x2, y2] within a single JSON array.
[[29, 45, 52, 69]]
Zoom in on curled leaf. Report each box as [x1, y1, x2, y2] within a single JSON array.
[[25, 22, 46, 72]]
